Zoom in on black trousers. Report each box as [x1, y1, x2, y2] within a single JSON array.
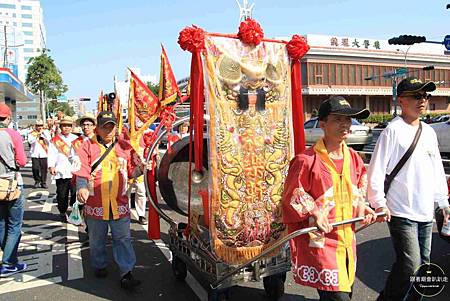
[[31, 157, 48, 184], [317, 289, 352, 301], [56, 178, 76, 214]]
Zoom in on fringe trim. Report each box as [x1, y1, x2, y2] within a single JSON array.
[[213, 238, 281, 265]]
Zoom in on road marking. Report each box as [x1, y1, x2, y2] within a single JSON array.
[[0, 276, 62, 294], [66, 223, 84, 280], [131, 209, 207, 301]]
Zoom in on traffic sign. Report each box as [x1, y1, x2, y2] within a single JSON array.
[[444, 35, 450, 51], [395, 67, 408, 75]]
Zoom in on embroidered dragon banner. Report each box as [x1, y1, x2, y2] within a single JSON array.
[[203, 35, 294, 264]]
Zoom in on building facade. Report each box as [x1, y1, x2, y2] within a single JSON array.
[[0, 0, 46, 127], [298, 34, 450, 119]]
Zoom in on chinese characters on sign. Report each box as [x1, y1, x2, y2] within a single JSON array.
[[330, 37, 381, 50]]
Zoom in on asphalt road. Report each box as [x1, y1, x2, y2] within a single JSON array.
[[0, 153, 449, 301]]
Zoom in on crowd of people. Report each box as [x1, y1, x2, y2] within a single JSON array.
[[0, 77, 448, 300]]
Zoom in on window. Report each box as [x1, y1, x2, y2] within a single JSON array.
[[13, 22, 16, 26], [23, 48, 34, 53], [0, 4, 16, 9], [12, 13, 16, 17], [21, 14, 32, 19], [23, 31, 33, 36], [21, 5, 32, 10], [27, 115, 37, 120], [24, 57, 32, 62], [314, 63, 323, 85], [24, 39, 33, 44], [22, 22, 32, 27], [336, 65, 342, 85]]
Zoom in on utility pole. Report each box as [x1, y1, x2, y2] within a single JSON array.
[[3, 26, 7, 68]]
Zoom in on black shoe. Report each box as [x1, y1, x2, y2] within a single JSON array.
[[33, 182, 40, 189], [138, 216, 147, 225], [94, 268, 108, 278], [41, 183, 48, 189], [120, 272, 141, 290], [60, 214, 67, 223]]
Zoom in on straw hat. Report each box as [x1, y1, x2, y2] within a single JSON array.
[[35, 119, 44, 126], [59, 116, 73, 125], [76, 113, 96, 126]]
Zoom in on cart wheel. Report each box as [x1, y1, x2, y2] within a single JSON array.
[[263, 273, 286, 301], [208, 289, 229, 301], [172, 256, 187, 281]]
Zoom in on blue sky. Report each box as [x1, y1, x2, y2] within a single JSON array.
[[42, 0, 449, 110]]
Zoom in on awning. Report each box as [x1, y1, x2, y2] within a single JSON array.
[[0, 68, 34, 102]]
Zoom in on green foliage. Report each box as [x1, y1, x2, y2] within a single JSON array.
[[47, 100, 75, 117], [146, 81, 159, 97], [363, 114, 394, 124], [363, 112, 449, 124], [26, 49, 67, 98]]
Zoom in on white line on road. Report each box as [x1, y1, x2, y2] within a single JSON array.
[[66, 222, 84, 280]]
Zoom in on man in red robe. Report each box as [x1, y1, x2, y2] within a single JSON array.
[[75, 111, 145, 290], [283, 96, 376, 300]]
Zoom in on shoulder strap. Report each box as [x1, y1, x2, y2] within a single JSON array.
[[384, 122, 422, 194], [90, 140, 117, 174]]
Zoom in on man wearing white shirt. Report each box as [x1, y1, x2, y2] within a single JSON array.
[[48, 117, 78, 222], [28, 119, 51, 188], [367, 77, 450, 301]]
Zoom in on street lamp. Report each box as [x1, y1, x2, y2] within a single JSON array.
[[396, 45, 413, 68]]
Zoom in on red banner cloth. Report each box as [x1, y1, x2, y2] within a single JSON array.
[[146, 160, 160, 240], [291, 60, 306, 155]]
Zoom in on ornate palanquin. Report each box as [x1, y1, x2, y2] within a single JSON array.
[[178, 19, 309, 265]]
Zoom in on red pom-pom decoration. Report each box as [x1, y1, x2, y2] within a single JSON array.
[[287, 35, 310, 61], [178, 25, 205, 53], [237, 18, 264, 46]]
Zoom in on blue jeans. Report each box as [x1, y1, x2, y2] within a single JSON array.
[[85, 216, 136, 276], [0, 186, 24, 266], [378, 216, 433, 301]]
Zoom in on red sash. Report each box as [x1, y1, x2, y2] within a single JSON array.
[[52, 135, 71, 157], [31, 131, 48, 153], [72, 136, 84, 152]]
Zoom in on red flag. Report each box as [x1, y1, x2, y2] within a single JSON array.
[[114, 94, 123, 135], [128, 69, 160, 151], [97, 90, 107, 112], [158, 45, 181, 106]]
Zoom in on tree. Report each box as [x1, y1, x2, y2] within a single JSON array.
[[25, 49, 68, 119], [146, 81, 159, 97], [47, 100, 75, 117]]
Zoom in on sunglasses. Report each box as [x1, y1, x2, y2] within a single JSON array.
[[402, 93, 432, 100]]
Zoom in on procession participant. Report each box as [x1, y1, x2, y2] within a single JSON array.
[[47, 117, 57, 138], [75, 111, 145, 290], [367, 77, 450, 301], [167, 122, 189, 145], [73, 113, 96, 151], [0, 104, 27, 277], [283, 96, 376, 301], [129, 133, 149, 225], [48, 116, 78, 223], [71, 113, 96, 235], [28, 119, 51, 188]]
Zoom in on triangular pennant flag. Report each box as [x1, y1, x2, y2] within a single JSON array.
[[158, 45, 181, 106], [128, 68, 161, 152]]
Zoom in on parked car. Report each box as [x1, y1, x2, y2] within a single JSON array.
[[304, 117, 372, 150], [431, 120, 450, 156]]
